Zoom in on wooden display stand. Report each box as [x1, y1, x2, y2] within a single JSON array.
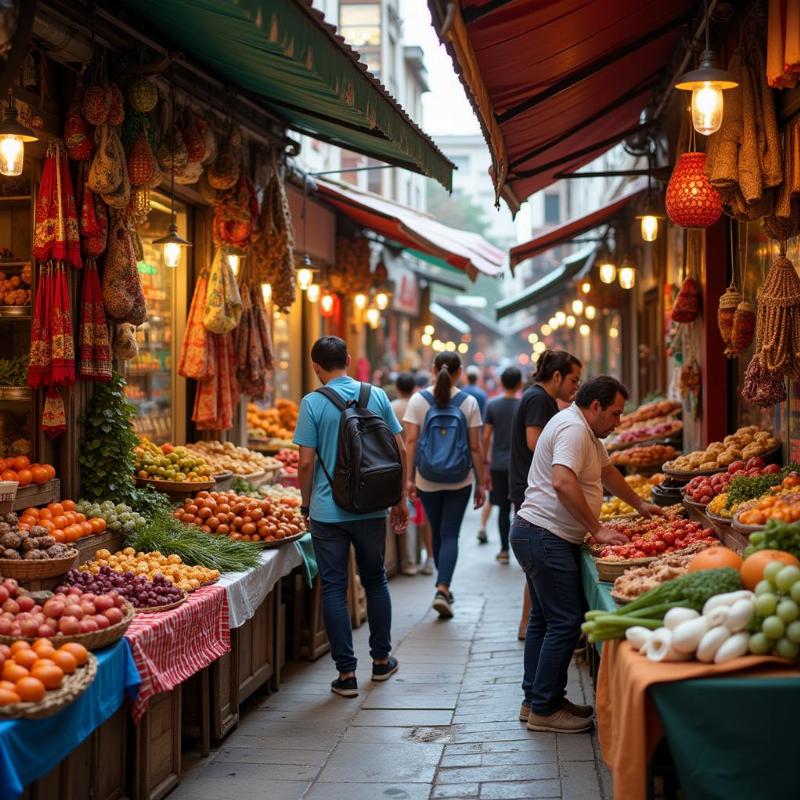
[[75, 529, 125, 565], [181, 669, 210, 758], [290, 571, 330, 662], [237, 587, 275, 704], [21, 705, 127, 800], [131, 687, 182, 800]]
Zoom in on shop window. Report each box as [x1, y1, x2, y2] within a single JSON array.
[[544, 192, 560, 224], [127, 192, 189, 444], [340, 2, 381, 75], [368, 158, 384, 194]]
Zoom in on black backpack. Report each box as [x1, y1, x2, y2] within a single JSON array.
[[315, 383, 403, 514]]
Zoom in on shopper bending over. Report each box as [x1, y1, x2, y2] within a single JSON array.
[[510, 376, 662, 733], [403, 352, 485, 619], [295, 336, 409, 698], [481, 366, 523, 563], [509, 351, 582, 638]]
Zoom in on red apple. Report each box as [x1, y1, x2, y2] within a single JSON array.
[[58, 616, 80, 635], [17, 596, 35, 613], [63, 604, 84, 620], [94, 614, 110, 630], [2, 599, 19, 615], [37, 624, 55, 637], [20, 618, 39, 637], [104, 607, 123, 625]]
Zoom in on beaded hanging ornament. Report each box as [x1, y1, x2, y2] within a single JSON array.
[[717, 281, 742, 351], [756, 241, 800, 378], [666, 152, 723, 228]]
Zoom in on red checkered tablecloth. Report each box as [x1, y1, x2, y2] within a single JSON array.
[[124, 585, 230, 722]]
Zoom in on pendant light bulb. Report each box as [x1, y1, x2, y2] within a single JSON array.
[[527, 333, 538, 344], [154, 224, 191, 268], [320, 292, 335, 316], [585, 305, 597, 320], [599, 261, 617, 284], [307, 283, 320, 303], [457, 343, 469, 354], [571, 299, 584, 316], [541, 324, 552, 336], [640, 215, 659, 242], [609, 326, 620, 339], [297, 267, 314, 292], [675, 47, 737, 136], [566, 315, 576, 329], [354, 293, 368, 310], [580, 279, 592, 295], [365, 307, 381, 329], [548, 317, 559, 330], [164, 242, 181, 268], [619, 265, 637, 290], [445, 341, 456, 352], [692, 84, 724, 135], [533, 341, 546, 355], [375, 291, 389, 310], [0, 92, 37, 177], [579, 323, 590, 337], [421, 333, 433, 347], [555, 311, 566, 326]]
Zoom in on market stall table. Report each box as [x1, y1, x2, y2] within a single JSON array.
[[0, 639, 140, 800]]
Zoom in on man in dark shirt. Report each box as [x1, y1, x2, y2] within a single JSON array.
[[482, 367, 523, 562]]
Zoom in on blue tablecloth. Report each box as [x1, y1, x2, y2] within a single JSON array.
[[0, 639, 140, 800]]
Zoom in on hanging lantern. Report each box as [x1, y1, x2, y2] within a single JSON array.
[[571, 299, 584, 316], [566, 315, 576, 328], [375, 291, 390, 310], [579, 279, 592, 294], [320, 292, 336, 317], [675, 50, 738, 135], [585, 305, 597, 320], [354, 292, 368, 310], [365, 307, 380, 329], [555, 311, 566, 326], [598, 260, 617, 284], [0, 92, 38, 176], [540, 323, 552, 336], [307, 284, 320, 303], [579, 323, 590, 337], [618, 259, 637, 290], [666, 152, 722, 228]]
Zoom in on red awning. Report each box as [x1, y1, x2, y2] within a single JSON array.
[[510, 180, 647, 268], [428, 0, 695, 212], [315, 179, 505, 280]]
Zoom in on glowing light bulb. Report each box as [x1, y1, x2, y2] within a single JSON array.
[[297, 268, 314, 291], [566, 315, 576, 329], [421, 333, 432, 346], [163, 241, 181, 268], [599, 262, 617, 284], [549, 317, 559, 330], [432, 339, 443, 351], [619, 266, 636, 290], [541, 324, 552, 336], [555, 311, 566, 326], [692, 83, 723, 136], [585, 305, 596, 320], [306, 284, 320, 303], [457, 343, 469, 354], [580, 279, 592, 295], [609, 326, 619, 339], [354, 293, 368, 310], [320, 293, 335, 315], [424, 324, 435, 335], [640, 215, 659, 242], [261, 283, 272, 304], [579, 323, 590, 337], [0, 135, 23, 177], [533, 341, 546, 354], [445, 341, 456, 352], [527, 333, 538, 344], [227, 253, 240, 275], [571, 299, 584, 316], [365, 307, 380, 328], [375, 291, 389, 310]]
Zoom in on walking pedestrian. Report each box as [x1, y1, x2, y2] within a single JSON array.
[[462, 365, 488, 417], [510, 376, 662, 733], [481, 366, 523, 564], [508, 351, 582, 639], [403, 353, 485, 619], [391, 372, 421, 577], [294, 336, 409, 698], [413, 372, 436, 576]]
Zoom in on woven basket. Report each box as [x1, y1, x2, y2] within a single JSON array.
[[0, 653, 98, 719], [611, 590, 635, 606], [260, 531, 306, 549], [596, 557, 655, 582], [0, 549, 78, 580], [0, 603, 134, 650], [136, 594, 187, 614]]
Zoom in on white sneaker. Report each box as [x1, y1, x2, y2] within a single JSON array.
[[401, 564, 418, 576], [421, 557, 434, 576]]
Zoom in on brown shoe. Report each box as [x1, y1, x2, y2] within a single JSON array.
[[527, 708, 593, 734], [519, 702, 531, 721], [561, 697, 593, 718]]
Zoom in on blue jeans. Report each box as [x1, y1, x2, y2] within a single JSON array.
[[417, 486, 472, 587], [311, 517, 391, 673], [509, 516, 583, 715]]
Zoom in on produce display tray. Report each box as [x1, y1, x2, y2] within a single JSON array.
[[135, 477, 215, 494], [0, 386, 31, 401], [0, 305, 31, 318], [0, 548, 78, 579], [259, 531, 306, 549], [595, 556, 655, 581], [682, 497, 710, 513], [212, 471, 233, 482], [0, 603, 134, 650], [706, 509, 733, 527], [662, 465, 726, 481], [606, 429, 683, 452], [12, 478, 59, 511], [0, 653, 97, 720], [732, 516, 766, 535]]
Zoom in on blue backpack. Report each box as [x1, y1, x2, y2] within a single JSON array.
[[416, 390, 472, 484]]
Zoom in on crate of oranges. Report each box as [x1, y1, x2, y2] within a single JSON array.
[[0, 456, 55, 487], [0, 638, 96, 718], [20, 501, 108, 544], [735, 492, 800, 529]]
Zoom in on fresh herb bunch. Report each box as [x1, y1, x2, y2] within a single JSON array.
[[582, 568, 742, 643], [232, 477, 259, 496], [79, 371, 139, 502], [0, 355, 29, 387], [125, 510, 263, 572], [127, 484, 174, 520], [725, 463, 800, 509], [745, 519, 800, 558]]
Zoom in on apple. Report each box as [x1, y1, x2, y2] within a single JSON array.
[[104, 607, 123, 625], [43, 599, 65, 619], [20, 618, 39, 637], [0, 586, 8, 604], [17, 596, 35, 613], [37, 624, 56, 637], [58, 616, 80, 635], [94, 595, 114, 612], [2, 578, 18, 595], [2, 599, 19, 615], [80, 601, 96, 616], [79, 618, 98, 633], [94, 614, 110, 630], [63, 604, 84, 620], [0, 618, 11, 635]]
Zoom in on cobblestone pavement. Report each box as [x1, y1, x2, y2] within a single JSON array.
[[171, 507, 611, 800]]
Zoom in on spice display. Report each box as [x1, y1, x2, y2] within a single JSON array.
[[665, 427, 778, 472], [610, 444, 677, 468], [619, 399, 681, 429], [755, 244, 800, 378], [742, 352, 787, 407]]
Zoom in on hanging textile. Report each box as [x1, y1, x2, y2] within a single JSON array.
[[767, 0, 800, 88], [178, 274, 211, 380], [235, 284, 273, 400], [33, 140, 82, 269], [78, 258, 112, 380]]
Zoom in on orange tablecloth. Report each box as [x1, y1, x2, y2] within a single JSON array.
[[596, 640, 789, 800]]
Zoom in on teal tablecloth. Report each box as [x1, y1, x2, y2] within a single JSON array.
[[294, 532, 317, 587], [581, 548, 800, 799]]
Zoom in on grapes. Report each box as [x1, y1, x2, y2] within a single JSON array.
[[775, 638, 800, 660], [750, 531, 765, 545], [777, 599, 800, 623], [755, 593, 778, 616], [764, 562, 785, 584], [787, 621, 800, 644], [762, 615, 786, 639], [776, 566, 800, 592], [791, 582, 800, 604], [755, 580, 774, 596], [749, 632, 771, 654]]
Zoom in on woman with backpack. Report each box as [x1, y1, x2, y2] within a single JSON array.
[[403, 352, 485, 619]]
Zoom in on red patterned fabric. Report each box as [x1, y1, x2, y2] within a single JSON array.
[[33, 140, 82, 269], [27, 263, 51, 389], [78, 258, 112, 381], [666, 153, 723, 228], [125, 585, 231, 723], [49, 262, 75, 386]]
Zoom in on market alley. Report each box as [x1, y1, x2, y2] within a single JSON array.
[[170, 506, 610, 800]]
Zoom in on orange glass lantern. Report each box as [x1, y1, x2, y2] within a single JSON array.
[[665, 152, 722, 228]]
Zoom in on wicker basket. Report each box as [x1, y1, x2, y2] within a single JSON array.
[[0, 549, 78, 579], [611, 590, 635, 606], [596, 556, 655, 582], [136, 594, 187, 613], [0, 603, 134, 650], [0, 653, 98, 719], [260, 531, 306, 549], [135, 477, 215, 493]]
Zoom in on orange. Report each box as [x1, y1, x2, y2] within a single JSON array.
[[59, 643, 88, 666], [0, 680, 16, 692], [51, 515, 67, 530], [3, 662, 30, 683], [51, 528, 65, 543], [89, 518, 107, 534], [79, 521, 93, 538], [43, 464, 56, 481], [16, 676, 46, 702], [63, 525, 81, 543], [47, 503, 64, 516], [15, 469, 31, 487], [51, 650, 77, 675], [30, 465, 48, 485], [21, 507, 38, 519], [32, 640, 55, 658], [61, 499, 76, 512], [687, 547, 744, 573], [31, 664, 63, 690], [11, 456, 29, 471], [74, 512, 86, 523], [0, 688, 20, 705], [741, 550, 800, 590], [0, 469, 17, 482], [9, 641, 31, 655], [64, 512, 77, 525], [37, 508, 52, 520], [12, 649, 38, 669]]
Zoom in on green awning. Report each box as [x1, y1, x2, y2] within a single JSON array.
[[117, 0, 453, 190], [495, 246, 595, 320]]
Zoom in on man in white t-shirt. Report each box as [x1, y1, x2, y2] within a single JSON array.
[[511, 376, 662, 734]]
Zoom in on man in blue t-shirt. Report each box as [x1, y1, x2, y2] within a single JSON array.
[[294, 336, 408, 698], [462, 365, 488, 419]]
